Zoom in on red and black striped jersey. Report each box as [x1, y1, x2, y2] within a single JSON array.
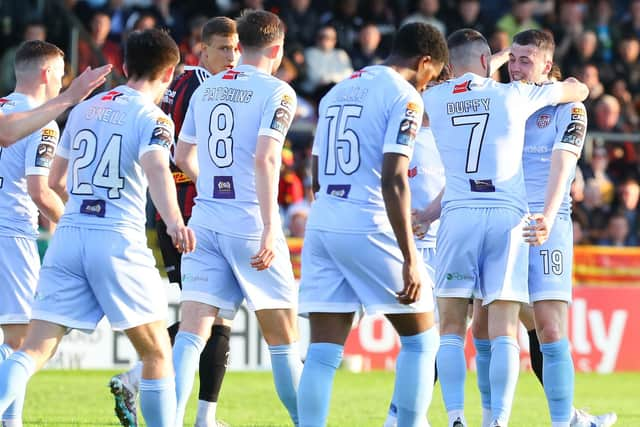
[[159, 65, 211, 218]]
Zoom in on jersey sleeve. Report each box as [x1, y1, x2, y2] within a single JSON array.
[[258, 83, 297, 144], [56, 122, 71, 159], [178, 94, 198, 145], [553, 102, 587, 156], [138, 109, 175, 159], [383, 89, 423, 159], [513, 81, 563, 116], [25, 122, 59, 176]]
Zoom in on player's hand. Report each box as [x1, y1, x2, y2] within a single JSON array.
[[251, 225, 275, 271], [167, 221, 196, 253], [64, 65, 112, 104], [397, 259, 422, 305], [523, 214, 552, 246], [411, 209, 430, 239]]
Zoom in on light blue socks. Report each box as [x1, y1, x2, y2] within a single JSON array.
[[489, 336, 520, 425], [436, 334, 466, 413], [541, 338, 574, 424], [474, 338, 492, 413], [173, 331, 205, 426], [269, 344, 302, 425], [139, 376, 176, 427], [394, 326, 439, 427], [297, 343, 343, 427], [0, 351, 35, 416], [0, 344, 26, 425]]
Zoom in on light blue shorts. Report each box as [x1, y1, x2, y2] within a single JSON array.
[[436, 207, 529, 305], [0, 236, 39, 324], [32, 226, 167, 331], [181, 225, 297, 319], [299, 230, 434, 316], [528, 215, 573, 303]]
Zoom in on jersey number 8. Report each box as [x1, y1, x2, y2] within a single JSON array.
[[208, 103, 234, 168]]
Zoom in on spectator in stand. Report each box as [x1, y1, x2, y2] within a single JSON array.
[[572, 215, 590, 245], [149, 0, 186, 43], [489, 29, 510, 82], [613, 177, 640, 244], [360, 0, 396, 51], [552, 1, 586, 62], [349, 23, 384, 71], [591, 94, 623, 134], [621, 0, 640, 39], [179, 15, 207, 66], [281, 0, 320, 47], [300, 25, 352, 95], [578, 177, 611, 242], [585, 145, 616, 205], [320, 0, 363, 51], [563, 30, 614, 85], [105, 0, 128, 42], [0, 22, 46, 96], [77, 10, 124, 80], [279, 145, 304, 216], [589, 0, 619, 64], [598, 211, 634, 246], [496, 0, 540, 40], [612, 34, 640, 94], [445, 0, 489, 37], [578, 63, 606, 116], [401, 0, 446, 35], [610, 78, 640, 131]]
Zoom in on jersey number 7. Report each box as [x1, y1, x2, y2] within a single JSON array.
[[452, 113, 489, 174]]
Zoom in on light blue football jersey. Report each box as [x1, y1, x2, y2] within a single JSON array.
[[423, 73, 563, 214], [57, 85, 174, 233], [179, 64, 297, 239], [306, 65, 424, 233], [0, 93, 59, 238], [523, 102, 586, 215], [409, 126, 445, 248]]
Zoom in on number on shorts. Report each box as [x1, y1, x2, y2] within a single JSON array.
[[452, 113, 489, 173], [208, 103, 234, 168], [325, 104, 362, 175], [71, 129, 124, 199], [540, 249, 563, 275]]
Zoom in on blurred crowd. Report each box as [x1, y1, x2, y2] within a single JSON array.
[[1, 0, 639, 245]]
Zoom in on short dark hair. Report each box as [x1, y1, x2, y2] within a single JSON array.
[[125, 29, 179, 80], [447, 28, 488, 52], [512, 29, 555, 55], [236, 10, 285, 50], [14, 40, 63, 73], [202, 16, 236, 43], [390, 22, 448, 64]]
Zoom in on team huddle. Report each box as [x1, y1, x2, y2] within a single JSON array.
[[0, 7, 618, 427]]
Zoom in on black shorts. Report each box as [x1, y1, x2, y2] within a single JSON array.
[[156, 219, 186, 288]]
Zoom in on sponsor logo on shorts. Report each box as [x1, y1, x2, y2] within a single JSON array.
[[213, 176, 235, 199], [326, 184, 351, 198], [80, 199, 106, 217], [182, 273, 208, 283], [446, 272, 474, 281]]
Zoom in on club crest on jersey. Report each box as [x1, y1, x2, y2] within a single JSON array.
[[80, 199, 106, 217], [537, 114, 551, 128], [213, 176, 235, 199], [453, 80, 472, 94], [101, 90, 124, 101]]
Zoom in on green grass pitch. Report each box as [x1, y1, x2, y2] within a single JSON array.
[[21, 370, 640, 426]]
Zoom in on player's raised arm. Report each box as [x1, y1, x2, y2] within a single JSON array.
[[0, 65, 111, 147]]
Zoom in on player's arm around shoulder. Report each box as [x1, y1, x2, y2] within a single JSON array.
[[554, 77, 589, 104]]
